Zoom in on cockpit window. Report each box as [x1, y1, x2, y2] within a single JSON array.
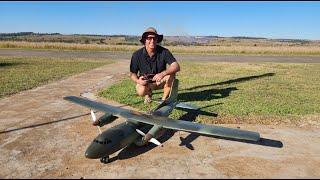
[[94, 139, 112, 144]]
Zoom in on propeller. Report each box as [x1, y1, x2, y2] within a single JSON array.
[[90, 109, 102, 134], [136, 129, 163, 147]]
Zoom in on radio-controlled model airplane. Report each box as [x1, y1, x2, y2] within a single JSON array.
[[64, 79, 260, 164]]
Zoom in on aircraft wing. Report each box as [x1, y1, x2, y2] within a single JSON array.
[[64, 96, 129, 116], [64, 96, 260, 142], [125, 113, 260, 142]]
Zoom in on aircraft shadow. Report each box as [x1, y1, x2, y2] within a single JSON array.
[[178, 87, 238, 102], [0, 113, 91, 134], [151, 73, 275, 103], [179, 132, 283, 150], [0, 62, 27, 68], [181, 73, 275, 91]]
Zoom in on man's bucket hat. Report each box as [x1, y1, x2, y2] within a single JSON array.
[[140, 27, 163, 44]]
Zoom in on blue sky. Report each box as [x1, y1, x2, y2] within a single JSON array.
[[0, 1, 320, 40]]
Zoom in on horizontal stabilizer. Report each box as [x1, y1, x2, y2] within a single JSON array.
[[175, 102, 200, 111]]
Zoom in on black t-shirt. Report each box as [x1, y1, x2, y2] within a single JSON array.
[[130, 46, 176, 76]]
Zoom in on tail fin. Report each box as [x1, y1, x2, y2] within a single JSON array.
[[166, 78, 200, 111], [175, 102, 199, 111], [166, 78, 179, 103]]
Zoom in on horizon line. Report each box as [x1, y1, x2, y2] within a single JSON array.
[[0, 31, 318, 41]]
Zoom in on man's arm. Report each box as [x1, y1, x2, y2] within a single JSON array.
[[153, 62, 180, 82], [130, 50, 148, 86]]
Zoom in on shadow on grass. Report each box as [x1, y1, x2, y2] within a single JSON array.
[[151, 73, 275, 103], [0, 62, 27, 68], [182, 73, 275, 91], [178, 87, 238, 102], [175, 103, 221, 117], [0, 113, 90, 134]]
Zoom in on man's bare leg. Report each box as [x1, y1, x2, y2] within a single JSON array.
[[162, 74, 175, 100], [136, 74, 175, 102], [136, 84, 152, 104]]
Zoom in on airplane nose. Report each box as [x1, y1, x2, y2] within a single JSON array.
[[85, 142, 108, 159], [85, 151, 94, 159], [85, 148, 101, 159]]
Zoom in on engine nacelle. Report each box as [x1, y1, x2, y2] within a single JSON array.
[[95, 113, 118, 127]]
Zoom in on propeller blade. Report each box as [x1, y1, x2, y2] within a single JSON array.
[[90, 110, 101, 134], [149, 138, 163, 147], [136, 129, 146, 136], [90, 110, 97, 122], [136, 129, 163, 147]]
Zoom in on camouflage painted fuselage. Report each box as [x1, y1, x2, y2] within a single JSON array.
[[84, 101, 175, 159]]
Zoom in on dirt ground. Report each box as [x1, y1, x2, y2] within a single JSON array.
[[0, 51, 319, 178]]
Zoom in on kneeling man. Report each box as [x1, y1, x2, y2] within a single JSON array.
[[130, 27, 180, 104]]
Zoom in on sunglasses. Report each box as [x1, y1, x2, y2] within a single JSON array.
[[146, 36, 158, 41]]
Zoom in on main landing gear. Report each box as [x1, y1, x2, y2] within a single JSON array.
[[100, 156, 110, 164]]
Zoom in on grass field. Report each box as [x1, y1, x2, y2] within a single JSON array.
[[0, 56, 114, 98], [99, 61, 320, 126], [1, 41, 320, 56]]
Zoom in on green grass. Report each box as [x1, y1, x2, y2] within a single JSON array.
[[99, 61, 320, 126], [0, 56, 114, 98]]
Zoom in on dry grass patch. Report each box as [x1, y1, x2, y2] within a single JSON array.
[[1, 41, 320, 56]]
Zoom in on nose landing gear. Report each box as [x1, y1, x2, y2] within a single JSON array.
[[100, 156, 110, 164]]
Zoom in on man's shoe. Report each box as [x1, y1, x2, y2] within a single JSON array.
[[144, 95, 152, 104]]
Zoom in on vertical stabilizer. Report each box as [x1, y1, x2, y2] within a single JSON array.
[[151, 78, 179, 114], [166, 79, 179, 103]]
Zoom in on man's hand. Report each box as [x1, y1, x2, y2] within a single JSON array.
[[153, 71, 166, 82], [152, 62, 180, 82], [137, 76, 148, 86]]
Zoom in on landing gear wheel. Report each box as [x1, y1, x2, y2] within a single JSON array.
[[100, 156, 110, 164]]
